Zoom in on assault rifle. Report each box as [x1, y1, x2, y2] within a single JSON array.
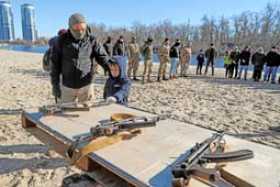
[[66, 115, 161, 164], [172, 132, 254, 187], [38, 100, 112, 117], [39, 102, 89, 117]]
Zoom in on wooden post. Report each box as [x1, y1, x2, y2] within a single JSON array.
[[21, 112, 36, 128]]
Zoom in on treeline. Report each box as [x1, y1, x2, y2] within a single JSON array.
[[90, 3, 280, 53]]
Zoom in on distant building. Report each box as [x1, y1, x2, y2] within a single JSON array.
[[0, 1, 15, 41], [21, 3, 37, 41]]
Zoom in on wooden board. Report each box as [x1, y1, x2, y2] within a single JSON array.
[[22, 104, 280, 187]]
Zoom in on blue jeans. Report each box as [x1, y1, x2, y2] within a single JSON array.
[[264, 66, 278, 82], [238, 65, 248, 79], [170, 58, 179, 76]]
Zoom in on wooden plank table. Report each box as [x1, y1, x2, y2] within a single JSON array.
[[22, 104, 280, 187]]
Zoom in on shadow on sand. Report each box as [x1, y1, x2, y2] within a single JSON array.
[[10, 68, 49, 79], [0, 144, 48, 154], [0, 157, 68, 174], [0, 108, 23, 115], [0, 144, 68, 174]]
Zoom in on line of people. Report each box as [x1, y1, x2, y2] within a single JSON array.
[[101, 36, 194, 84], [101, 36, 280, 84], [221, 46, 280, 83]]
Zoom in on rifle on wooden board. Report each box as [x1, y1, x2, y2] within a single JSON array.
[[38, 100, 113, 117], [172, 132, 255, 187], [66, 114, 163, 165]]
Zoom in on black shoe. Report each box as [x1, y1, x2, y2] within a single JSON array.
[[133, 77, 140, 81], [157, 77, 161, 82], [163, 77, 169, 81]]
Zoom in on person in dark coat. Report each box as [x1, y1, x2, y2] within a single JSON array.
[[103, 58, 131, 105], [251, 47, 266, 82], [169, 39, 181, 79], [102, 36, 113, 75], [237, 46, 251, 80], [103, 36, 113, 57], [113, 35, 126, 56], [51, 13, 113, 104], [263, 46, 280, 84], [204, 43, 217, 76], [43, 29, 67, 73], [196, 49, 205, 75], [230, 47, 240, 79]]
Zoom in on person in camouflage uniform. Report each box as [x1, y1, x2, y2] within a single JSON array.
[[180, 43, 192, 77], [142, 37, 153, 84], [127, 36, 141, 81], [157, 38, 170, 82]]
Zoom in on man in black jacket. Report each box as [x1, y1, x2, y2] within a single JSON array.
[[252, 47, 266, 82], [113, 35, 126, 56], [263, 46, 280, 84], [204, 43, 217, 76], [169, 39, 181, 79], [230, 46, 240, 79], [237, 46, 251, 80], [103, 36, 113, 57], [51, 13, 113, 104]]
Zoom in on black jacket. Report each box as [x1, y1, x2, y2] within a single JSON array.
[[205, 47, 217, 60], [252, 52, 266, 67], [265, 51, 280, 67], [103, 42, 113, 57], [230, 51, 240, 63], [51, 29, 112, 89], [239, 50, 251, 66], [103, 57, 131, 105], [170, 45, 180, 58], [196, 53, 205, 64], [113, 40, 126, 56]]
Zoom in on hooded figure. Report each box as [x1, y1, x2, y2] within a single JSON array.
[[103, 57, 131, 105]]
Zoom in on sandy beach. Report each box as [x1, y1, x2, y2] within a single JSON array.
[[0, 49, 280, 187]]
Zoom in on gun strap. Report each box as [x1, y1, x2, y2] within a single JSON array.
[[202, 149, 254, 163]]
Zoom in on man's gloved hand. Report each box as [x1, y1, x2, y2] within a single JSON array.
[[52, 84, 61, 98], [106, 96, 117, 103]]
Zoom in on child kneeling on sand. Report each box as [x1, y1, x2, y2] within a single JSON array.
[[103, 58, 131, 105]]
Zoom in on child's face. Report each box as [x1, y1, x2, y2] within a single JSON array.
[[109, 64, 120, 78]]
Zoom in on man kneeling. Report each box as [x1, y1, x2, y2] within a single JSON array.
[[103, 60, 131, 105]]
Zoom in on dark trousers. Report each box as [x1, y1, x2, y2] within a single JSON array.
[[225, 64, 234, 78], [253, 66, 263, 81], [196, 62, 203, 75], [233, 62, 239, 78], [205, 59, 215, 76]]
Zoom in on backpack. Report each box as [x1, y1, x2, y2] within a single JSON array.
[[42, 47, 53, 72]]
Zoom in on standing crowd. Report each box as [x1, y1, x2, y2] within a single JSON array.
[[45, 13, 280, 108], [222, 45, 280, 83], [100, 36, 280, 85], [100, 36, 193, 84]]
